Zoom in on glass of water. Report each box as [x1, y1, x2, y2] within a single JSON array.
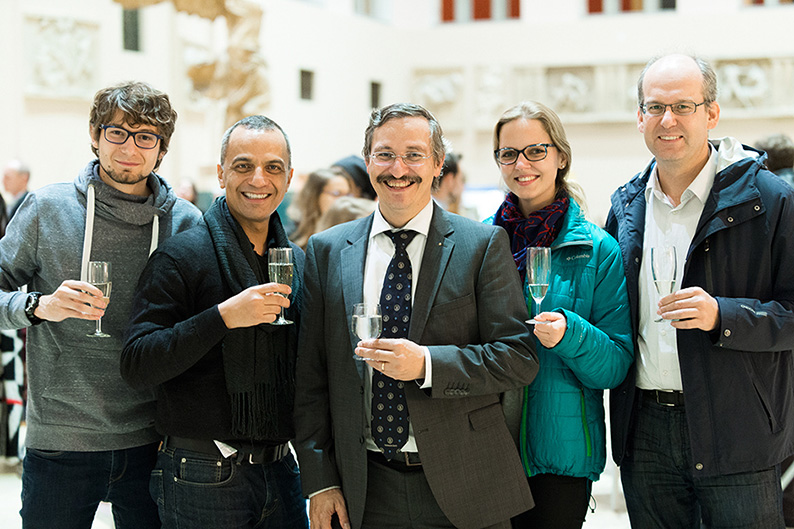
[[351, 302, 381, 361]]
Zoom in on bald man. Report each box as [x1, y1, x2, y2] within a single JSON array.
[[606, 53, 794, 529]]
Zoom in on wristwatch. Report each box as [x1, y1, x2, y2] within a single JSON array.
[[24, 292, 44, 325]]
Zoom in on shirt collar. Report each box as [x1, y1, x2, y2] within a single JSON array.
[[370, 200, 434, 241], [645, 144, 718, 207]]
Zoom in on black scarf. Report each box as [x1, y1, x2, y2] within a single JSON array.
[[203, 197, 299, 441], [493, 192, 569, 282]]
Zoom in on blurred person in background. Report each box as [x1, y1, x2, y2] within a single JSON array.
[[333, 154, 376, 200], [488, 101, 633, 529], [289, 168, 352, 249], [754, 133, 794, 187], [175, 178, 200, 206], [433, 152, 479, 220], [3, 160, 30, 222], [315, 195, 377, 233]]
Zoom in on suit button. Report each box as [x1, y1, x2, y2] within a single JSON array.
[[727, 216, 734, 223], [695, 463, 704, 471], [724, 329, 731, 337]]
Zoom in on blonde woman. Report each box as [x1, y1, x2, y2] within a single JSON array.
[[488, 101, 633, 529]]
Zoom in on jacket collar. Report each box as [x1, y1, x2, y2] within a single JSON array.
[[552, 198, 592, 249]]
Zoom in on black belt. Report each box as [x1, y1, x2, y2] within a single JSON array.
[[641, 389, 685, 407], [367, 449, 422, 472], [162, 436, 289, 464]]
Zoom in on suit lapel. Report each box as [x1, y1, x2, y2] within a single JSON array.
[[410, 206, 454, 342], [341, 216, 373, 380]]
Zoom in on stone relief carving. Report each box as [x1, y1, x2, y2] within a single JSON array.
[[411, 71, 464, 129], [547, 68, 594, 113], [718, 62, 769, 109], [475, 66, 508, 126], [25, 17, 97, 98], [412, 72, 464, 108]]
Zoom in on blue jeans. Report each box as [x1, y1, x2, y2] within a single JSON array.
[[152, 444, 308, 529], [21, 443, 160, 529], [621, 398, 784, 529]]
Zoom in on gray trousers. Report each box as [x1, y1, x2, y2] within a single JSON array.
[[361, 458, 511, 529]]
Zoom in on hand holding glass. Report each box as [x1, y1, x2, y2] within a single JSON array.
[[352, 303, 381, 361], [86, 261, 111, 338], [651, 246, 678, 323], [268, 248, 293, 325], [526, 247, 551, 325]]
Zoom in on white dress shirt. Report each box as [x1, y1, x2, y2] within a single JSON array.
[[362, 200, 434, 454], [636, 146, 717, 391]]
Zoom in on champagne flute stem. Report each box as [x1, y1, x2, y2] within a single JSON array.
[[96, 318, 102, 335]]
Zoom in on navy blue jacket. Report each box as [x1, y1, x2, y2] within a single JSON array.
[[605, 138, 794, 477]]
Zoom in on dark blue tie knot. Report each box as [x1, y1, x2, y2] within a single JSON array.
[[386, 229, 418, 252]]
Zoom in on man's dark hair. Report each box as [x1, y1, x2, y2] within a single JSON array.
[[754, 134, 794, 174], [89, 81, 177, 169], [362, 103, 449, 166], [220, 115, 292, 169], [439, 152, 462, 183]]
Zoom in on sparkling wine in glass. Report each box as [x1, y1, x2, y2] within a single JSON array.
[[268, 247, 293, 325], [87, 261, 111, 338], [527, 247, 551, 325], [351, 303, 381, 361], [651, 246, 678, 323]]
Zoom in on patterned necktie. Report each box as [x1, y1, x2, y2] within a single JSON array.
[[372, 229, 417, 459]]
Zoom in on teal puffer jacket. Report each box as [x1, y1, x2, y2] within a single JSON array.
[[489, 198, 633, 481]]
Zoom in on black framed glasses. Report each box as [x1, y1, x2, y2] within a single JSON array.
[[369, 151, 432, 167], [640, 101, 708, 116], [494, 144, 555, 165], [99, 125, 163, 150]]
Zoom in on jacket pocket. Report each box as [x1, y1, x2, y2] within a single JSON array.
[[431, 292, 474, 317], [468, 402, 503, 431], [751, 379, 781, 433]]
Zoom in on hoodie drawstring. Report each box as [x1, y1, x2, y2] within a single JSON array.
[[80, 185, 96, 282], [149, 215, 159, 256]]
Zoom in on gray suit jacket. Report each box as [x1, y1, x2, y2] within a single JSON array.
[[294, 205, 538, 529]]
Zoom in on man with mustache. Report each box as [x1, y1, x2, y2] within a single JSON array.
[[294, 103, 539, 529]]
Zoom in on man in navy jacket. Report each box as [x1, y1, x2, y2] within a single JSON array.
[[606, 53, 794, 528]]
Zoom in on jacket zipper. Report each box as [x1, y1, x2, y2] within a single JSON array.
[[580, 389, 592, 458], [704, 238, 713, 293]]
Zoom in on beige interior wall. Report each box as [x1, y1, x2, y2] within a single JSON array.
[[1, 0, 793, 223]]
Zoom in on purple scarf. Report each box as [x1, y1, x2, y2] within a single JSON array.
[[493, 192, 569, 282]]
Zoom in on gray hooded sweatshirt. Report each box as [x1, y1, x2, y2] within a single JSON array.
[[0, 159, 202, 451]]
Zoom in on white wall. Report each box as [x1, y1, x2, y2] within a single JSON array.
[[2, 0, 794, 222]]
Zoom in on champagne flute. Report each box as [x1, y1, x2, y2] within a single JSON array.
[[268, 247, 294, 325], [86, 261, 112, 338], [351, 303, 381, 361], [526, 247, 551, 325], [651, 246, 677, 323]]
